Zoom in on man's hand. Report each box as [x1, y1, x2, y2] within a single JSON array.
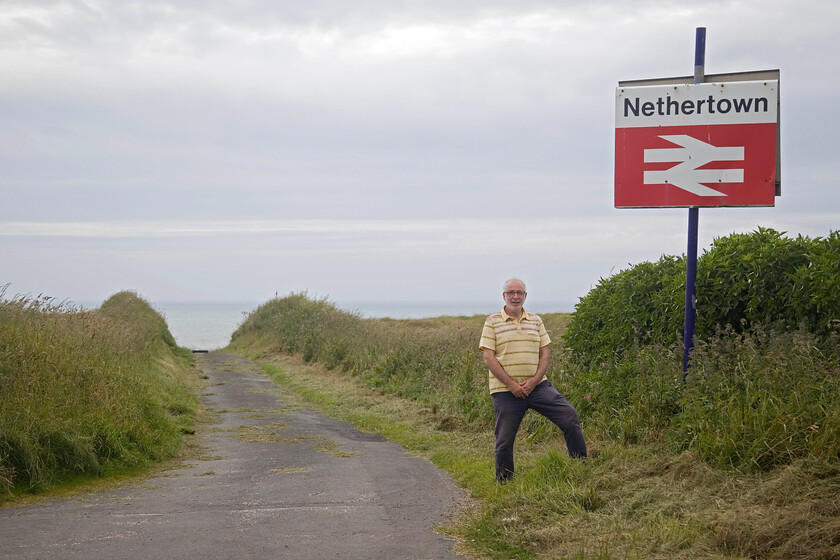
[[518, 376, 540, 397], [507, 380, 529, 398]]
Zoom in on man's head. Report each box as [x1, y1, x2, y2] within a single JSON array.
[[502, 278, 527, 314]]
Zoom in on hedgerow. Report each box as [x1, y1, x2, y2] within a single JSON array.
[[564, 228, 840, 367]]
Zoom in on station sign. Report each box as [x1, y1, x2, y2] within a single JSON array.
[[615, 76, 779, 208]]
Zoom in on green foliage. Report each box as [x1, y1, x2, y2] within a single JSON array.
[[671, 326, 840, 470], [0, 290, 197, 497], [563, 255, 685, 367], [560, 227, 840, 470], [788, 229, 840, 328], [562, 323, 840, 470], [562, 345, 684, 446], [565, 228, 840, 367], [696, 228, 811, 333]]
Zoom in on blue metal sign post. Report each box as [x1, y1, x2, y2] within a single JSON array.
[[683, 27, 705, 375]]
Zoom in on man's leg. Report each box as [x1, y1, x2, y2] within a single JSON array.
[[492, 391, 528, 481], [528, 381, 588, 458]]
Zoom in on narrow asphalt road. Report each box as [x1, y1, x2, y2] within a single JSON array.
[[1, 353, 469, 560]]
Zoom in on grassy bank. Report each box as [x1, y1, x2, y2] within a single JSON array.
[[228, 294, 840, 560], [0, 290, 200, 500]]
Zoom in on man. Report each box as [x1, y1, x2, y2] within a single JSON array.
[[479, 278, 587, 482]]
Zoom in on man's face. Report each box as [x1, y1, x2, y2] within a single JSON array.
[[503, 281, 527, 312]]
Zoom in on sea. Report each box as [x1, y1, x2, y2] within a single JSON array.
[[140, 300, 577, 352]]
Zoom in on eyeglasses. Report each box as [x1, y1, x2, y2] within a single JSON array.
[[503, 290, 526, 297]]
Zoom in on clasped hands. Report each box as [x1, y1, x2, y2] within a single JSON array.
[[509, 376, 540, 399]]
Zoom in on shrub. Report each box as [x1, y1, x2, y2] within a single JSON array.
[[564, 255, 684, 367], [565, 228, 840, 367], [696, 228, 811, 334]]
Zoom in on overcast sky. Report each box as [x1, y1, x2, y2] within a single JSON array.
[[2, 0, 838, 311]]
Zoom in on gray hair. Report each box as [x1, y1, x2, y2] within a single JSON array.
[[503, 278, 527, 292]]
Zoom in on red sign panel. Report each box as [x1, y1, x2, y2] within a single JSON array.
[[615, 80, 779, 208]]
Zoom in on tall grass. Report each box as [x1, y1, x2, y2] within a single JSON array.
[[231, 292, 496, 428], [674, 325, 840, 469], [0, 290, 198, 498], [564, 326, 840, 470]]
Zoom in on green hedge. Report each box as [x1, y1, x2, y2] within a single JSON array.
[[564, 228, 840, 367]]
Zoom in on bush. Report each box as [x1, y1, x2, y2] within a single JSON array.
[[565, 228, 840, 367], [696, 228, 811, 334], [563, 255, 685, 367]]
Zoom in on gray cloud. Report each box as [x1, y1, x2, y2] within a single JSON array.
[[2, 0, 838, 304]]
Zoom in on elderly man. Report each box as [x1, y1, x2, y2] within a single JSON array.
[[479, 278, 587, 482]]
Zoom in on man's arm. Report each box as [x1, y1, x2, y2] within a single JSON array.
[[483, 348, 529, 398], [519, 345, 550, 395]]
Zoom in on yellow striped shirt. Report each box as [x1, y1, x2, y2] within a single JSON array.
[[479, 309, 551, 394]]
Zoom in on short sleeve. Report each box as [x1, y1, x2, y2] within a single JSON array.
[[538, 318, 551, 347], [479, 319, 496, 351]]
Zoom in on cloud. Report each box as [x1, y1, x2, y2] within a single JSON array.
[[2, 1, 839, 304]]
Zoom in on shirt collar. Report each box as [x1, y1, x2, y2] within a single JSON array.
[[501, 307, 530, 322]]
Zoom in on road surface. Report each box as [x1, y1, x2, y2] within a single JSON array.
[[1, 353, 468, 560]]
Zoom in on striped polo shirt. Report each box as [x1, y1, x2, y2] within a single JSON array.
[[479, 308, 551, 394]]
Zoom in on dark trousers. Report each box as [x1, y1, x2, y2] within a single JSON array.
[[492, 380, 587, 481]]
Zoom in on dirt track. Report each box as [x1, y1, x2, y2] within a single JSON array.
[[0, 353, 468, 560]]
